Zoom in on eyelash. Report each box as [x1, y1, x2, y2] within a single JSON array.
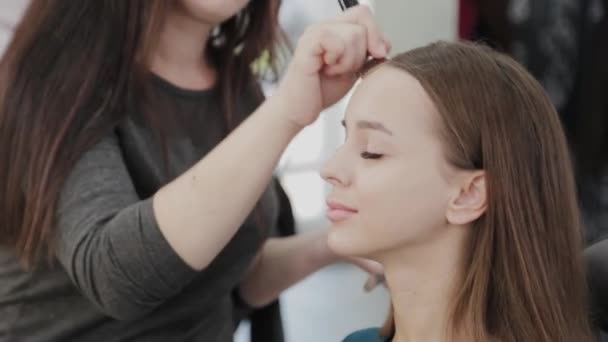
[[360, 152, 384, 160]]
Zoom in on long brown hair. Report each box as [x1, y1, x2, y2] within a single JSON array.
[[0, 0, 283, 267], [379, 41, 593, 342]]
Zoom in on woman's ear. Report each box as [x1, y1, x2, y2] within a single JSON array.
[[446, 171, 487, 225]]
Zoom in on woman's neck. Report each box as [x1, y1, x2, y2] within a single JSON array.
[[378, 229, 472, 342], [149, 5, 217, 90]]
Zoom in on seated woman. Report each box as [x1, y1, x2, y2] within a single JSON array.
[[321, 41, 594, 342]]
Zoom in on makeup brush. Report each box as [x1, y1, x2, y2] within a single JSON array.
[[338, 0, 361, 11]]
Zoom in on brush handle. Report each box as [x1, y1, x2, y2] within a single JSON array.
[[338, 0, 360, 11]]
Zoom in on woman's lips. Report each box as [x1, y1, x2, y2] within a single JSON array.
[[326, 200, 358, 223]]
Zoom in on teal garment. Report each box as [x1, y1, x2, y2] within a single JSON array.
[[343, 328, 388, 342]]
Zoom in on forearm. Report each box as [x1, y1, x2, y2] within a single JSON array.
[[153, 96, 301, 271], [238, 230, 337, 308]]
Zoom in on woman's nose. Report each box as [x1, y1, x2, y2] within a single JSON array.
[[320, 149, 351, 187]]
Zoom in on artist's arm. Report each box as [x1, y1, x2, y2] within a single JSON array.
[[154, 5, 389, 272], [238, 230, 333, 307], [238, 230, 384, 307]]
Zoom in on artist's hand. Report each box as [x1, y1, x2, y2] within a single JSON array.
[[273, 5, 390, 129], [347, 256, 386, 292], [313, 228, 386, 291]]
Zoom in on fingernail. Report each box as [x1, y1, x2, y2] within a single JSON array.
[[364, 278, 377, 292], [378, 44, 387, 57], [364, 274, 384, 292], [381, 36, 391, 49]]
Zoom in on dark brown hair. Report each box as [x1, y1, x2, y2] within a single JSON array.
[[0, 0, 283, 267], [379, 41, 593, 342]]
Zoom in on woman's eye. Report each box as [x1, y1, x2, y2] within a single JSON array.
[[360, 152, 384, 160]]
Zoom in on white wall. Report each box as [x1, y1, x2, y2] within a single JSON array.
[[0, 1, 28, 54], [375, 0, 457, 54]]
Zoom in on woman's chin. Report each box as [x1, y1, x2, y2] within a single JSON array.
[[327, 229, 377, 259]]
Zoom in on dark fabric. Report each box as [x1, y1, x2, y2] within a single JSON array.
[[572, 0, 608, 245], [471, 0, 512, 50], [473, 0, 608, 244], [232, 180, 295, 342], [586, 238, 608, 339], [0, 75, 280, 342], [574, 0, 608, 176], [513, 0, 608, 244], [249, 303, 285, 342], [249, 180, 297, 342], [459, 0, 479, 40]]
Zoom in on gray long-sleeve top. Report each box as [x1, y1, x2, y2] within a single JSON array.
[[0, 75, 280, 342]]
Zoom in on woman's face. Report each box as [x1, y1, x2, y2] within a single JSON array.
[[321, 66, 464, 259], [177, 0, 251, 25]]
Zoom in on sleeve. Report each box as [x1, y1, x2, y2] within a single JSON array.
[[54, 132, 198, 321]]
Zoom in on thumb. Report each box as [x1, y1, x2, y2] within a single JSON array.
[[350, 256, 384, 275]]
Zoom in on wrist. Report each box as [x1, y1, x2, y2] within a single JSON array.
[[263, 92, 307, 135], [310, 229, 340, 267]]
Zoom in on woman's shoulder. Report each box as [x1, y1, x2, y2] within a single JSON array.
[[342, 328, 386, 342]]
